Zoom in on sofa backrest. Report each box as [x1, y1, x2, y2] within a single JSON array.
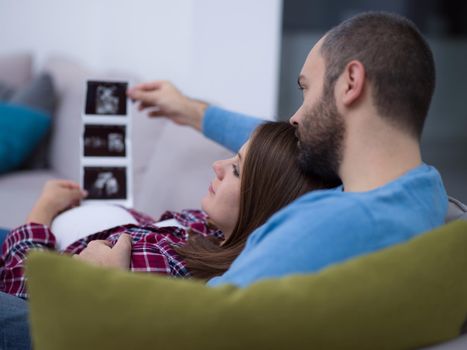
[[446, 197, 467, 222]]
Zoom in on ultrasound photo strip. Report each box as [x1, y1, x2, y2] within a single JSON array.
[[81, 79, 133, 206]]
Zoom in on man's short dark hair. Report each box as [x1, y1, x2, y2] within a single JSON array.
[[321, 12, 435, 139]]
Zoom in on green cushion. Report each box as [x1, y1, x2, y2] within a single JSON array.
[[27, 221, 467, 350], [0, 103, 51, 173]]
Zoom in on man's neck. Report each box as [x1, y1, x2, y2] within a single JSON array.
[[340, 125, 423, 193]]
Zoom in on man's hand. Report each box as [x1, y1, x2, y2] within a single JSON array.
[[27, 180, 87, 226], [127, 80, 208, 131], [74, 234, 132, 270]]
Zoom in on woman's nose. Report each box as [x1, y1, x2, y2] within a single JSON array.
[[212, 160, 225, 180]]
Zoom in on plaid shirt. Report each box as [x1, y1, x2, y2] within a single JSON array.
[[0, 209, 223, 299]]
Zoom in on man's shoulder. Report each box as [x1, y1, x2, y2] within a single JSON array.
[[287, 188, 364, 213], [269, 188, 371, 230], [270, 164, 446, 227]]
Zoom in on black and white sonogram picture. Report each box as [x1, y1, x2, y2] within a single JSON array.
[[85, 81, 128, 115], [83, 166, 127, 200], [83, 125, 126, 157]]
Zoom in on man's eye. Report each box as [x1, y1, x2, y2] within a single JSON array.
[[232, 164, 240, 177]]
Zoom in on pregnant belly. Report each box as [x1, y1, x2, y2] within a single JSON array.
[[51, 204, 138, 250]]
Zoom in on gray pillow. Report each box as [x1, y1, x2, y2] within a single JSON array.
[[10, 73, 56, 114], [9, 73, 57, 169]]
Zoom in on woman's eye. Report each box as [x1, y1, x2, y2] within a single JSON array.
[[232, 164, 240, 177]]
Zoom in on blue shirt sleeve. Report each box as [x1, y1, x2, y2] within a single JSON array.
[[202, 106, 264, 153]]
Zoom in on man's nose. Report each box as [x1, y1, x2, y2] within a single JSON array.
[[289, 106, 303, 126]]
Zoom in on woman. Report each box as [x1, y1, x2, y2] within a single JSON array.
[[0, 122, 338, 299]]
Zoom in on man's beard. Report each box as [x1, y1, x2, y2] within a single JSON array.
[[296, 89, 345, 185]]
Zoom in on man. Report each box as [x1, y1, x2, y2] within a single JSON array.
[[125, 11, 447, 287]]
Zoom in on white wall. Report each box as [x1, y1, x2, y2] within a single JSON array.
[[0, 0, 282, 118]]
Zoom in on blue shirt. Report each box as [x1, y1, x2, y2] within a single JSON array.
[[202, 106, 448, 287]]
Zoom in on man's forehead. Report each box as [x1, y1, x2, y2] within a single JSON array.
[[300, 37, 325, 79], [312, 36, 325, 56]]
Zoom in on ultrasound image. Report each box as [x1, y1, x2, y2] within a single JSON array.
[[83, 124, 126, 157], [83, 166, 127, 199], [85, 81, 128, 116]]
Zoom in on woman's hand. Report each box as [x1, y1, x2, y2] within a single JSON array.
[[74, 234, 132, 270], [26, 180, 88, 226], [127, 80, 208, 131]]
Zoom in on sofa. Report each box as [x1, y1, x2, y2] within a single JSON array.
[[0, 52, 232, 229], [26, 206, 467, 350]]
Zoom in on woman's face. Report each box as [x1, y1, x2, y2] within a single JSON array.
[[201, 141, 249, 238]]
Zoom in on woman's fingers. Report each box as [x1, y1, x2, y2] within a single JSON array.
[[75, 236, 131, 270], [87, 240, 113, 248]]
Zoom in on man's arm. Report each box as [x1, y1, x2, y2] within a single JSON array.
[[202, 106, 263, 152], [128, 81, 263, 153]]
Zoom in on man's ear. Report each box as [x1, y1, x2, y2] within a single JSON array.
[[341, 60, 365, 107]]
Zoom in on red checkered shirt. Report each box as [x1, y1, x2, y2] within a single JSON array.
[[0, 209, 223, 299]]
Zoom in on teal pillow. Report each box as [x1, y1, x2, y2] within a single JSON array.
[[0, 103, 51, 174]]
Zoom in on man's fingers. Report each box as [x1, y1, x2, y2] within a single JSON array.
[[129, 90, 160, 106], [148, 110, 167, 118], [128, 82, 164, 102], [128, 81, 163, 94], [137, 101, 157, 111]]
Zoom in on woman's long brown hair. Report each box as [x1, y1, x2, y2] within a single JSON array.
[[175, 121, 340, 280]]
